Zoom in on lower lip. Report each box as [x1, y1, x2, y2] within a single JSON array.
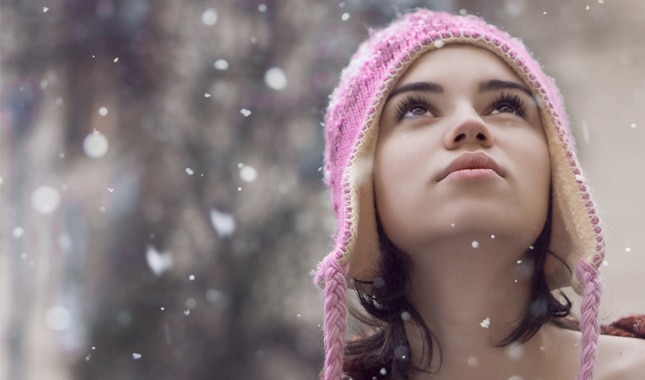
[[444, 168, 499, 181]]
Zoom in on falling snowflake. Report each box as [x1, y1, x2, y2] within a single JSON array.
[[83, 130, 109, 158], [214, 59, 229, 70], [31, 186, 61, 214], [264, 67, 287, 91], [201, 8, 218, 26], [210, 209, 236, 237], [506, 343, 524, 361], [145, 245, 173, 276], [239, 165, 257, 182], [12, 227, 25, 239], [45, 306, 71, 331]]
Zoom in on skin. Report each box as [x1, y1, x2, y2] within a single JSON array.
[[373, 45, 645, 379]]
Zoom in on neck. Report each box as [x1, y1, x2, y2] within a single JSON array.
[[404, 232, 540, 374]]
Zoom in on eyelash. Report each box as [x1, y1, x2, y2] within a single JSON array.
[[490, 92, 528, 118], [395, 95, 433, 121], [394, 92, 530, 122]]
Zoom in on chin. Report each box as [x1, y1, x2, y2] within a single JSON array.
[[429, 210, 547, 246]]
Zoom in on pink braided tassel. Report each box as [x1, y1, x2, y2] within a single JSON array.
[[314, 254, 349, 380], [575, 260, 602, 380]]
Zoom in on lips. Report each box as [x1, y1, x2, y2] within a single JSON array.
[[438, 152, 504, 181]]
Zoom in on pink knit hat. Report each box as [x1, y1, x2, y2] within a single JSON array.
[[314, 9, 604, 380]]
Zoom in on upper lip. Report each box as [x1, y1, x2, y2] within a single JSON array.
[[437, 152, 504, 181]]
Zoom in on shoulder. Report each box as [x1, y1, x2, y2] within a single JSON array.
[[595, 333, 645, 379]]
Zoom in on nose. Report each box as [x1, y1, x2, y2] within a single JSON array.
[[444, 109, 494, 149]]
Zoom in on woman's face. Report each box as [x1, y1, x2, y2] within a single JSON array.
[[374, 45, 550, 255]]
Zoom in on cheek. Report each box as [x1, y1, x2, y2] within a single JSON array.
[[531, 136, 551, 194], [517, 138, 551, 225], [374, 171, 412, 253], [374, 134, 425, 199], [374, 145, 407, 231], [373, 135, 431, 251]]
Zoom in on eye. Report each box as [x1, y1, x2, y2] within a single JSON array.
[[490, 92, 528, 118], [494, 103, 517, 114], [395, 96, 435, 121]]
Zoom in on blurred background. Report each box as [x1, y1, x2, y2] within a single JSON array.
[[2, 0, 645, 379]]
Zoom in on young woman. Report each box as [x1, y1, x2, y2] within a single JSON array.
[[314, 9, 645, 380]]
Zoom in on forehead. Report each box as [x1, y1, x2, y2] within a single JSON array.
[[395, 44, 523, 89]]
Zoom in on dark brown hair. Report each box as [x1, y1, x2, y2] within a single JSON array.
[[343, 206, 572, 379]]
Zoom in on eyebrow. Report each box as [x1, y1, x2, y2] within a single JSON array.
[[386, 81, 443, 102], [385, 79, 534, 103], [479, 79, 533, 98]]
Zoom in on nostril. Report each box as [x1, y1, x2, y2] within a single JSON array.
[[455, 134, 466, 142], [476, 133, 487, 140]]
